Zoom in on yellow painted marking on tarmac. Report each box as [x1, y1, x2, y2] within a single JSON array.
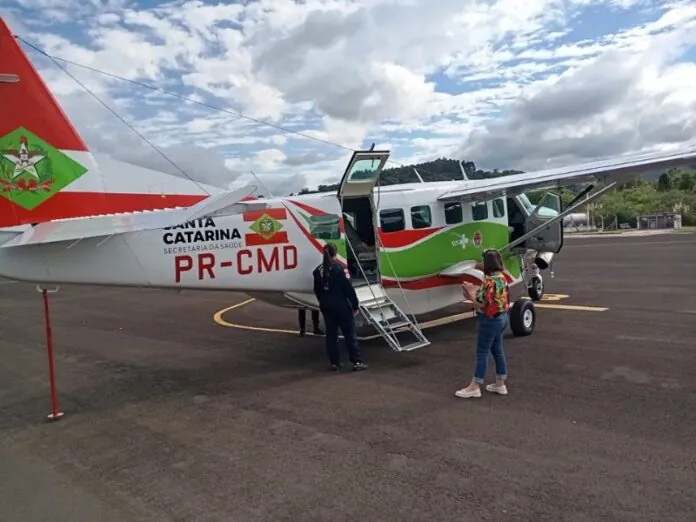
[[519, 294, 608, 311], [212, 298, 438, 340], [534, 303, 608, 311], [212, 298, 295, 334], [537, 293, 569, 301], [213, 292, 608, 338]]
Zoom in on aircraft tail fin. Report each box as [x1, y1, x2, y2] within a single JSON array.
[[0, 17, 210, 228]]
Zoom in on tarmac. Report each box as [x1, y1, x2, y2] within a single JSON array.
[[0, 232, 695, 522]]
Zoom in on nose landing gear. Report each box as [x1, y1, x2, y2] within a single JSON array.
[[528, 275, 544, 301]]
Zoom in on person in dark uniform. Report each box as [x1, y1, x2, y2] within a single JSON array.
[[312, 242, 368, 372], [298, 307, 324, 337]]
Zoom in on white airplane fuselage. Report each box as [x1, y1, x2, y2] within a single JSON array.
[[0, 181, 533, 315]]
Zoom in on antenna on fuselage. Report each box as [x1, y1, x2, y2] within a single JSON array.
[[368, 142, 376, 168], [249, 170, 274, 198], [458, 161, 469, 181], [412, 167, 425, 183]]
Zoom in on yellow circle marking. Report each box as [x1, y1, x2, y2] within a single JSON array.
[[213, 292, 606, 339], [212, 298, 299, 334], [213, 298, 479, 339]]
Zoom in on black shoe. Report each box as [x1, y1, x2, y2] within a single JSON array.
[[327, 364, 342, 372], [299, 329, 305, 337], [352, 362, 368, 372], [313, 327, 325, 336]]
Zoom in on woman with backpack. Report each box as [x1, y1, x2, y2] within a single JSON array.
[[455, 248, 511, 398]]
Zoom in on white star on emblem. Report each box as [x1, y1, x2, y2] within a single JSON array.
[[2, 143, 45, 180]]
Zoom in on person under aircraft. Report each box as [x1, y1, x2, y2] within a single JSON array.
[[298, 307, 324, 337]]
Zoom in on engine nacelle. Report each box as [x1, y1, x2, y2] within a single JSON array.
[[534, 251, 554, 270]]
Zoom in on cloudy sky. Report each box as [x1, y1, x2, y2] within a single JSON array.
[[2, 0, 696, 195]]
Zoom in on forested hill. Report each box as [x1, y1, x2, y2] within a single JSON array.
[[294, 158, 522, 195]]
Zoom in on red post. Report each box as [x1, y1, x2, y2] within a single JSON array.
[[41, 288, 64, 421]]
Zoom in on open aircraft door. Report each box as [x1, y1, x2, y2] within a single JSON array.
[[336, 149, 390, 287], [523, 192, 564, 254], [336, 149, 391, 200], [336, 149, 430, 353], [503, 182, 617, 256]]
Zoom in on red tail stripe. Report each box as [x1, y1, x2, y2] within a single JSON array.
[[288, 199, 325, 216], [0, 191, 207, 228]]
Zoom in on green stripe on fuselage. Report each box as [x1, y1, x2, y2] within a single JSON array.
[[378, 222, 522, 280]]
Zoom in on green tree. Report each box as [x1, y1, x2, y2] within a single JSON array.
[[678, 172, 694, 192], [657, 173, 671, 192]]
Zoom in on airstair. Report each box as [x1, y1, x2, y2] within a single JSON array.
[[334, 147, 431, 353], [354, 283, 430, 352]]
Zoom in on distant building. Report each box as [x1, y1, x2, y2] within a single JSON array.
[[563, 212, 589, 227], [637, 212, 682, 230]]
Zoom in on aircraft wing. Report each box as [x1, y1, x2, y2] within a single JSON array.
[[2, 184, 257, 247], [437, 146, 696, 203]]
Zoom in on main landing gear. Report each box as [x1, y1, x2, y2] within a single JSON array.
[[509, 298, 536, 337]]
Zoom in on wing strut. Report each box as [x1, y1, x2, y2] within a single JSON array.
[[564, 184, 594, 210]]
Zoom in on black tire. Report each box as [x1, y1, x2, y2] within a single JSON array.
[[528, 275, 543, 301], [509, 298, 535, 337]]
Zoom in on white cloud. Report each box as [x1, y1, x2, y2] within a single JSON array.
[[1, 0, 695, 194]]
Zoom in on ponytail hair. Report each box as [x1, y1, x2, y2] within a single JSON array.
[[322, 242, 337, 285]]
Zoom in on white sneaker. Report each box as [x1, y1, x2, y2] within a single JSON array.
[[455, 387, 481, 398], [485, 383, 508, 395]]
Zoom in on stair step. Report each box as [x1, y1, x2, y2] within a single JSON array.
[[356, 285, 430, 353], [398, 341, 431, 352], [360, 296, 390, 307], [382, 320, 411, 330]]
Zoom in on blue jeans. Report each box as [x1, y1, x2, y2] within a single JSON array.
[[473, 313, 508, 383]]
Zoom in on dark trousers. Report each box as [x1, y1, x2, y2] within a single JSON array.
[[322, 307, 363, 366], [298, 308, 320, 331]]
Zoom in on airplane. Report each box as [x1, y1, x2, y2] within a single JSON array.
[[2, 16, 696, 353]]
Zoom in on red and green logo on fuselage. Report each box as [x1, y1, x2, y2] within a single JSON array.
[[0, 127, 88, 211]]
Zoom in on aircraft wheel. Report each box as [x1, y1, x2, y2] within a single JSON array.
[[528, 275, 543, 301], [509, 299, 535, 337]]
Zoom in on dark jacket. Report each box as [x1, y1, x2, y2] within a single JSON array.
[[312, 261, 359, 312]]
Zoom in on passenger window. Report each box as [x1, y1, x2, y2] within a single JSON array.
[[309, 214, 341, 240], [410, 205, 432, 229], [444, 203, 463, 224], [472, 202, 488, 221], [492, 198, 506, 218], [380, 208, 405, 233]]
